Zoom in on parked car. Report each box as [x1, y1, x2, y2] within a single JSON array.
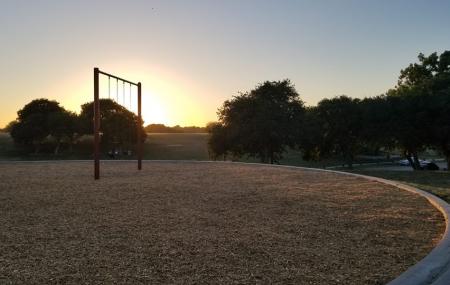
[[398, 159, 430, 167], [423, 162, 440, 170]]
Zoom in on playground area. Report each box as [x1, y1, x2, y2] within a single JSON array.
[[0, 161, 445, 284]]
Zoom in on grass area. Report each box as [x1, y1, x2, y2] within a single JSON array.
[[0, 132, 93, 160], [0, 132, 210, 161], [143, 133, 209, 160], [348, 169, 450, 202], [0, 161, 444, 284], [0, 132, 388, 167], [0, 132, 22, 159]]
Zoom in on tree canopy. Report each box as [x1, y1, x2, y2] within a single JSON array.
[[209, 79, 304, 163], [8, 98, 146, 156], [208, 50, 450, 170], [79, 99, 147, 149], [10, 99, 71, 153], [300, 51, 450, 170], [313, 96, 363, 168]]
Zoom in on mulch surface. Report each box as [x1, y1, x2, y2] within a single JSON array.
[[0, 161, 445, 284]]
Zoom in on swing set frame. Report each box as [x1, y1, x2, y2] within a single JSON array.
[[93, 67, 142, 179]]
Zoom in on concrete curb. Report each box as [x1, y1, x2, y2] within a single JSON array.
[[1, 159, 449, 284]]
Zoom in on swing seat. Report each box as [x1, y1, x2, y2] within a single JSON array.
[[107, 151, 116, 159]]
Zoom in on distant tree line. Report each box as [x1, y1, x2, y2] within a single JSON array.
[[145, 124, 206, 133], [5, 98, 146, 155], [208, 51, 450, 170]]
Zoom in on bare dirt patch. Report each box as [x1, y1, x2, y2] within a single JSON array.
[[0, 161, 445, 284]]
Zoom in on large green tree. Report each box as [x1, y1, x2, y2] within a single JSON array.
[[211, 80, 304, 164], [394, 51, 450, 169], [429, 90, 450, 170], [360, 95, 394, 156], [79, 99, 147, 151], [385, 88, 433, 170], [313, 96, 363, 169], [10, 99, 67, 153], [47, 110, 79, 154], [298, 106, 324, 161], [206, 122, 229, 160]]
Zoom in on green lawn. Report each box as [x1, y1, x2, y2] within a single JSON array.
[[0, 132, 336, 164], [0, 132, 93, 160], [0, 132, 210, 161], [143, 133, 209, 160], [347, 169, 450, 202], [0, 132, 30, 159]]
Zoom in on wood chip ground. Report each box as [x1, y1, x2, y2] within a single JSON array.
[[0, 162, 445, 284]]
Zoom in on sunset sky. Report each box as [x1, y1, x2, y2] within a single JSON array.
[[1, 0, 450, 127]]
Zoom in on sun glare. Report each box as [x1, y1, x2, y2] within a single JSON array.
[[141, 90, 170, 126], [22, 63, 209, 129]]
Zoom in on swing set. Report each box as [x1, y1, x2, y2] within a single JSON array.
[[93, 67, 143, 179]]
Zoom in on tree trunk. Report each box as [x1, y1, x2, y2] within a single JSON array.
[[345, 152, 353, 169], [34, 140, 41, 154], [54, 140, 61, 155], [404, 150, 416, 170], [442, 146, 450, 171], [445, 153, 450, 171], [260, 151, 267, 163], [68, 137, 74, 153], [412, 151, 422, 170], [347, 157, 353, 169]]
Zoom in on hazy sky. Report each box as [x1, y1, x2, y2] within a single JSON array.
[[1, 0, 450, 127]]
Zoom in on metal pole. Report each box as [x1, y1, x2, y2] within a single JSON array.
[[108, 76, 110, 99], [94, 68, 100, 179], [137, 82, 142, 170]]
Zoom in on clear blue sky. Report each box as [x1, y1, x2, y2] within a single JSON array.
[[1, 0, 449, 127]]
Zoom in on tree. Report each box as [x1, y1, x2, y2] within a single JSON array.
[[1, 121, 18, 133], [314, 96, 363, 169], [47, 110, 79, 154], [10, 99, 65, 152], [297, 107, 323, 161], [145, 124, 207, 133], [429, 88, 450, 170], [421, 51, 450, 170], [385, 88, 433, 170], [215, 80, 304, 164], [79, 99, 147, 151], [394, 51, 450, 170], [360, 95, 393, 156], [206, 122, 229, 160]]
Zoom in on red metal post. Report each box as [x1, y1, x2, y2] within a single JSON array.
[[137, 82, 142, 170], [94, 68, 100, 179]]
